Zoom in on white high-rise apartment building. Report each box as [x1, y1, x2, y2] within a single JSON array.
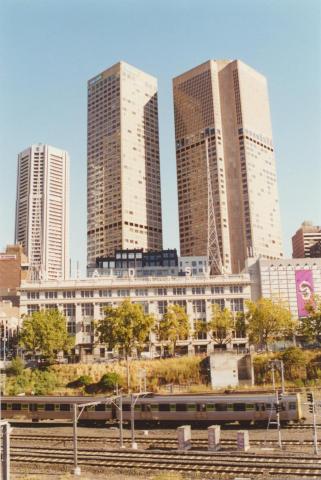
[[87, 61, 163, 266], [15, 144, 69, 280], [173, 60, 283, 274]]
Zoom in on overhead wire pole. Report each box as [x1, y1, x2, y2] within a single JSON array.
[[130, 392, 152, 449], [205, 137, 222, 275], [72, 395, 125, 475], [72, 404, 81, 476], [307, 392, 319, 455]]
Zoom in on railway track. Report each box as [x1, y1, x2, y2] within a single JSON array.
[[10, 445, 321, 478], [11, 433, 316, 447]]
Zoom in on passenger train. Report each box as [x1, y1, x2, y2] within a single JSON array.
[[1, 392, 302, 426]]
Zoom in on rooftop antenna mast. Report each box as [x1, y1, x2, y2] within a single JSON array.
[[205, 137, 222, 275]]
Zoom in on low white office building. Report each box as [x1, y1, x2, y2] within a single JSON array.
[[247, 257, 321, 318], [19, 271, 250, 360]]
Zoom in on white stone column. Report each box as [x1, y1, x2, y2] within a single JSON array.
[[208, 425, 220, 451], [237, 430, 250, 451]]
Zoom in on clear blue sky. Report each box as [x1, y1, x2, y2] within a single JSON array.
[[0, 0, 320, 275]]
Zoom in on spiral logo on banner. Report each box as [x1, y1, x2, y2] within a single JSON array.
[[295, 270, 314, 317]]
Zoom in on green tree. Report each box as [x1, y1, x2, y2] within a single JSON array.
[[245, 298, 296, 351], [97, 299, 155, 389], [157, 304, 190, 355], [280, 347, 307, 381], [299, 295, 321, 342], [97, 300, 155, 356], [19, 309, 73, 362], [206, 304, 235, 347], [6, 357, 25, 376]]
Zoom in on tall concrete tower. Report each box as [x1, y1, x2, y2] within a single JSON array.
[[87, 61, 163, 266], [15, 144, 69, 280], [173, 60, 283, 273]]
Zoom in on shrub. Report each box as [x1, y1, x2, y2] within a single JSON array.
[[67, 374, 93, 389], [6, 357, 25, 376], [280, 347, 307, 380], [6, 368, 58, 395], [98, 372, 121, 391], [32, 370, 58, 395], [306, 354, 321, 380]]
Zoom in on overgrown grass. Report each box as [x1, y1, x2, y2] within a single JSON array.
[[52, 356, 203, 394], [6, 349, 321, 396]]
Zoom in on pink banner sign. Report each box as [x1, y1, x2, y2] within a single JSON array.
[[295, 270, 314, 317]]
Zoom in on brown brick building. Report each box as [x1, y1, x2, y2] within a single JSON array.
[[0, 245, 29, 306]]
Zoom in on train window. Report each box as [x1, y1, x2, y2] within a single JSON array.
[[289, 402, 296, 410], [55, 404, 60, 411], [12, 404, 21, 411], [22, 404, 29, 411], [265, 403, 272, 410], [227, 404, 233, 411], [134, 404, 141, 411], [122, 404, 130, 411], [170, 404, 176, 412], [29, 404, 37, 412], [187, 404, 196, 411], [1, 403, 7, 410], [151, 404, 158, 411], [37, 404, 45, 411], [60, 404, 70, 412], [233, 403, 245, 411], [95, 404, 106, 411], [196, 404, 206, 412], [255, 404, 261, 411], [176, 404, 187, 411], [246, 404, 255, 411], [45, 404, 55, 411], [206, 404, 215, 411], [85, 406, 95, 411], [6, 404, 12, 410], [215, 403, 227, 411], [159, 404, 170, 412]]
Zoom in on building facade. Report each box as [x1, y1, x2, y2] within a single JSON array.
[[173, 60, 283, 274], [292, 221, 321, 258], [19, 272, 250, 359], [88, 248, 209, 278], [87, 61, 163, 266], [247, 257, 321, 318], [0, 244, 29, 306], [15, 144, 69, 280]]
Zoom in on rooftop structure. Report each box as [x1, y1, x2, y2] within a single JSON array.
[[292, 221, 321, 258]]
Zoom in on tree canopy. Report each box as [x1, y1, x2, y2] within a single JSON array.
[[19, 309, 73, 362], [206, 304, 235, 347], [245, 298, 296, 350], [156, 304, 190, 353], [299, 295, 321, 342], [97, 299, 155, 358]]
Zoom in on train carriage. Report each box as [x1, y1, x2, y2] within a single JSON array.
[[0, 392, 302, 425], [119, 393, 301, 425]]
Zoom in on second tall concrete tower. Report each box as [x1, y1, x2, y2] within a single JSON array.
[[173, 60, 283, 273]]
